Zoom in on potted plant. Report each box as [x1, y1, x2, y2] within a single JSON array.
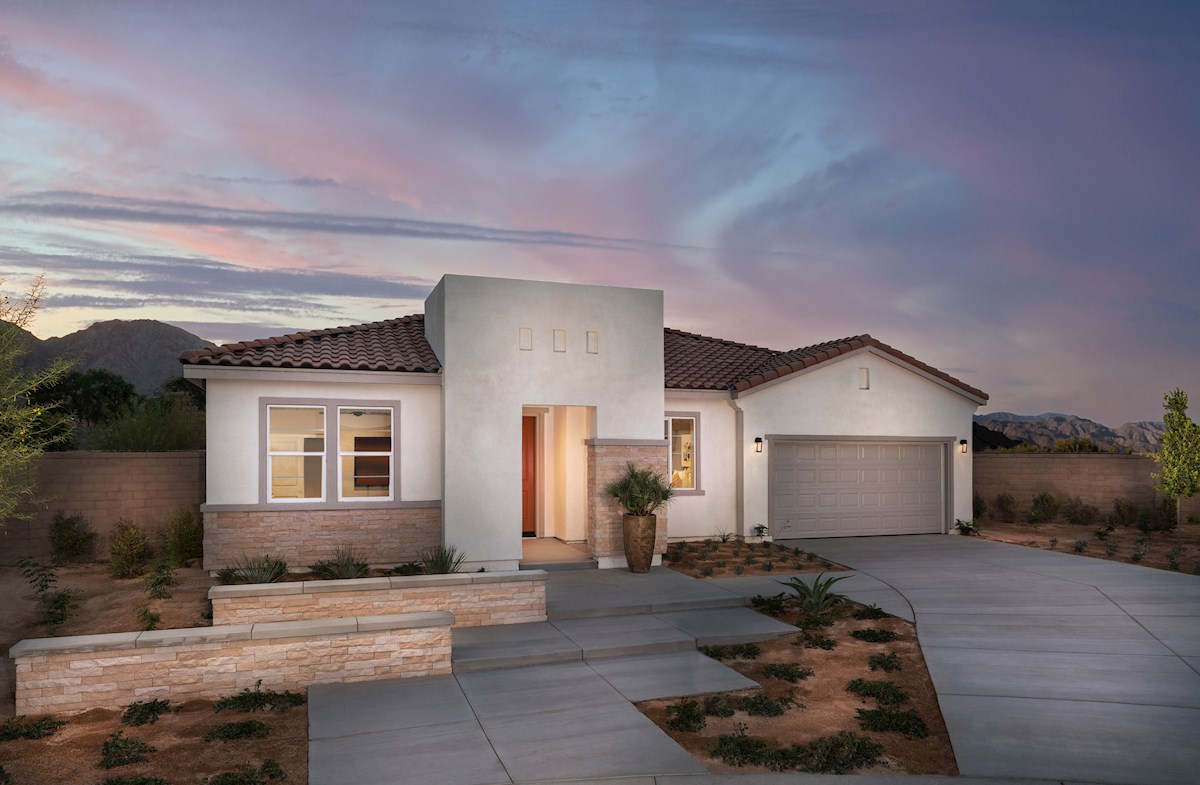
[[605, 462, 674, 573]]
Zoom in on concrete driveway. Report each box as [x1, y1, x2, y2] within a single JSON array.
[[790, 535, 1200, 785]]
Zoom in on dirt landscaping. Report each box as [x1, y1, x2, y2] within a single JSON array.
[[637, 592, 956, 776], [664, 538, 851, 579], [977, 520, 1200, 573]]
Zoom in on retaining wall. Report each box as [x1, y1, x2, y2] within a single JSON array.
[[209, 570, 547, 628], [973, 453, 1200, 519], [1, 451, 205, 565], [9, 611, 453, 716]]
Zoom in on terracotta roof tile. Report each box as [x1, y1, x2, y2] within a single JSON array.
[[179, 314, 440, 373]]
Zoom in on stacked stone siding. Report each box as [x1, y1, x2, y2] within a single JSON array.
[[210, 572, 547, 628], [1, 451, 204, 565], [203, 506, 441, 570], [10, 613, 452, 716], [586, 443, 670, 559], [973, 453, 1200, 519]]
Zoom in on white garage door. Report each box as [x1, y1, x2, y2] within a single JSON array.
[[771, 440, 945, 538]]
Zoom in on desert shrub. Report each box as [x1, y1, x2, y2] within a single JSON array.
[[798, 731, 884, 774], [136, 606, 161, 631], [49, 512, 97, 562], [17, 555, 58, 595], [204, 719, 270, 741], [144, 560, 178, 600], [109, 519, 152, 579], [703, 695, 736, 717], [856, 707, 928, 738], [418, 545, 467, 574], [1052, 436, 1102, 453], [121, 699, 177, 726], [309, 546, 369, 580], [972, 493, 987, 520], [16, 557, 79, 633], [1105, 541, 1119, 557], [995, 492, 1019, 522], [1093, 521, 1116, 540], [1137, 498, 1177, 533], [1165, 546, 1182, 571], [778, 572, 849, 614], [217, 554, 289, 585], [750, 593, 790, 617], [1048, 537, 1059, 549], [868, 652, 902, 672], [733, 565, 744, 575], [392, 561, 421, 576], [1193, 560, 1200, 575], [846, 678, 910, 705], [711, 724, 772, 766], [99, 776, 169, 785], [736, 693, 792, 717], [700, 565, 715, 576], [699, 643, 760, 661], [83, 395, 204, 451], [0, 765, 9, 785], [796, 633, 837, 650], [163, 507, 204, 567], [1111, 497, 1140, 526], [1027, 492, 1061, 524], [207, 761, 285, 785], [1073, 539, 1088, 553], [852, 604, 889, 620], [764, 663, 814, 682], [214, 681, 305, 713], [0, 715, 66, 740], [100, 731, 155, 768], [1062, 497, 1101, 526], [850, 628, 899, 643], [664, 699, 706, 732], [954, 518, 979, 536]]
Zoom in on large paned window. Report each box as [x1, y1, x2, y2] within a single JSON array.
[[338, 407, 393, 500], [664, 415, 697, 490], [267, 406, 326, 501]]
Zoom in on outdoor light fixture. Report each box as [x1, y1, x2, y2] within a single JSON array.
[[754, 437, 763, 453], [959, 439, 968, 454]]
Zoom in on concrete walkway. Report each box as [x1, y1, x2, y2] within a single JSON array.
[[310, 536, 1200, 785]]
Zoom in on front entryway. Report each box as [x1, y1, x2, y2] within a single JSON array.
[[522, 415, 537, 537], [770, 439, 945, 537]]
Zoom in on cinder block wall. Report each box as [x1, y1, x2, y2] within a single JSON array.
[[973, 453, 1200, 519], [1, 451, 204, 565]]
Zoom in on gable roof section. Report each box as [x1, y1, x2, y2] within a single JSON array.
[[179, 314, 440, 373]]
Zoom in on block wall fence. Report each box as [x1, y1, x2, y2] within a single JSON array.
[[973, 453, 1200, 519], [1, 451, 205, 565]]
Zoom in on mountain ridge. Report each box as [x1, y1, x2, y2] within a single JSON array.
[[974, 412, 1164, 453]]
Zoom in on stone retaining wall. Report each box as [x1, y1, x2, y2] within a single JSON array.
[[9, 612, 453, 716], [209, 570, 547, 628], [201, 505, 441, 571]]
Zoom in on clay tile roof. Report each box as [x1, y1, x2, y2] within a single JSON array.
[[178, 314, 440, 373]]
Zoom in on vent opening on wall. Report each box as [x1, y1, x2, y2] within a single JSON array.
[[859, 368, 870, 390]]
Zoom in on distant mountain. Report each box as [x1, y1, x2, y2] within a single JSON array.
[[19, 319, 214, 395], [974, 412, 1165, 453], [972, 422, 1022, 451]]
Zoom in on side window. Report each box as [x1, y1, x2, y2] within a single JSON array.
[[664, 415, 697, 490], [267, 405, 326, 501], [338, 407, 393, 500]]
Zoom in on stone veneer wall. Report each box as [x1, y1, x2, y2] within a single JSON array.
[[973, 453, 1200, 519], [1, 451, 204, 566], [10, 612, 453, 716], [586, 443, 670, 560], [209, 571, 547, 628], [202, 505, 441, 571]]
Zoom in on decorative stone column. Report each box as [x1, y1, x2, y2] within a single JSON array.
[[585, 439, 669, 569]]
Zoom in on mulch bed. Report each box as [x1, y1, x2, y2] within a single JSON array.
[[664, 538, 851, 579], [977, 520, 1200, 573]]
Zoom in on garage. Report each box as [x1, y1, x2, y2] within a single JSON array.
[[770, 439, 946, 538]]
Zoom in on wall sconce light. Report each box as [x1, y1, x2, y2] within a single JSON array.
[[754, 437, 763, 453], [959, 439, 968, 454]]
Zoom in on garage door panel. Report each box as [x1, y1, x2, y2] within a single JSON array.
[[771, 439, 944, 538]]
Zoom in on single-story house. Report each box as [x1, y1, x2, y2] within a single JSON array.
[[181, 274, 988, 571]]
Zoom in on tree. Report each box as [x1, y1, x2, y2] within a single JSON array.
[[0, 276, 71, 528], [1153, 388, 1200, 527], [31, 367, 140, 427]]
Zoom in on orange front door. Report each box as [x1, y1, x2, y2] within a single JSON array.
[[521, 416, 537, 537]]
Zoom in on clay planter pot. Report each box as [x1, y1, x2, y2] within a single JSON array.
[[623, 513, 657, 573]]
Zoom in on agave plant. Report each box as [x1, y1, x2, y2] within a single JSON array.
[[418, 545, 468, 574], [604, 462, 673, 516], [217, 554, 289, 585], [309, 546, 369, 580], [778, 572, 850, 614]]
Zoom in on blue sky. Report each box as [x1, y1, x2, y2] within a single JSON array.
[[1, 1, 1197, 425]]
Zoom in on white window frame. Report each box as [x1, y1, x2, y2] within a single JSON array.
[[336, 406, 395, 503], [266, 404, 327, 503], [664, 412, 702, 495]]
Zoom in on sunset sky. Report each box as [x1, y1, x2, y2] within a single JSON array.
[[1, 1, 1197, 425]]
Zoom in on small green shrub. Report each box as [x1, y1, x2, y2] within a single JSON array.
[[1192, 560, 1200, 575], [664, 699, 706, 732], [778, 572, 849, 614], [856, 707, 929, 738], [703, 695, 736, 717], [392, 561, 421, 576], [1048, 537, 1059, 549], [711, 723, 771, 766], [1111, 497, 1139, 526], [204, 719, 271, 741], [764, 663, 813, 683], [1165, 546, 1182, 571], [1073, 539, 1088, 553], [163, 507, 204, 567], [700, 565, 714, 577], [797, 633, 837, 650], [122, 699, 177, 726], [207, 761, 285, 785], [972, 493, 987, 520], [136, 606, 161, 631], [699, 643, 760, 660], [0, 765, 8, 785], [846, 678, 910, 705], [954, 518, 979, 536], [144, 560, 179, 600], [99, 776, 169, 785], [0, 715, 66, 740], [715, 560, 727, 568], [1105, 541, 1119, 557], [1063, 497, 1101, 526], [750, 593, 790, 617], [17, 556, 57, 595], [50, 512, 97, 562], [850, 628, 899, 643], [1094, 521, 1116, 540], [851, 604, 889, 620], [868, 652, 902, 672], [213, 680, 305, 713], [100, 731, 156, 768], [1137, 498, 1178, 533], [737, 693, 793, 716], [1027, 492, 1061, 524], [109, 520, 152, 579], [418, 545, 468, 574], [733, 565, 744, 575], [798, 731, 884, 774], [217, 554, 289, 585], [309, 546, 369, 580], [39, 588, 80, 633], [1130, 546, 1146, 563], [995, 492, 1019, 522]]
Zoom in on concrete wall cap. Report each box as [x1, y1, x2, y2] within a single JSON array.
[[470, 570, 546, 584], [357, 611, 454, 631], [135, 626, 253, 648], [250, 617, 359, 640], [208, 582, 302, 600], [386, 573, 472, 589], [302, 577, 393, 594], [9, 631, 141, 658]]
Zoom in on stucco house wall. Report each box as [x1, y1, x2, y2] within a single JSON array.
[[663, 394, 739, 539]]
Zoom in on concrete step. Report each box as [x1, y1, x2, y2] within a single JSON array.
[[519, 560, 597, 571], [547, 592, 746, 621]]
